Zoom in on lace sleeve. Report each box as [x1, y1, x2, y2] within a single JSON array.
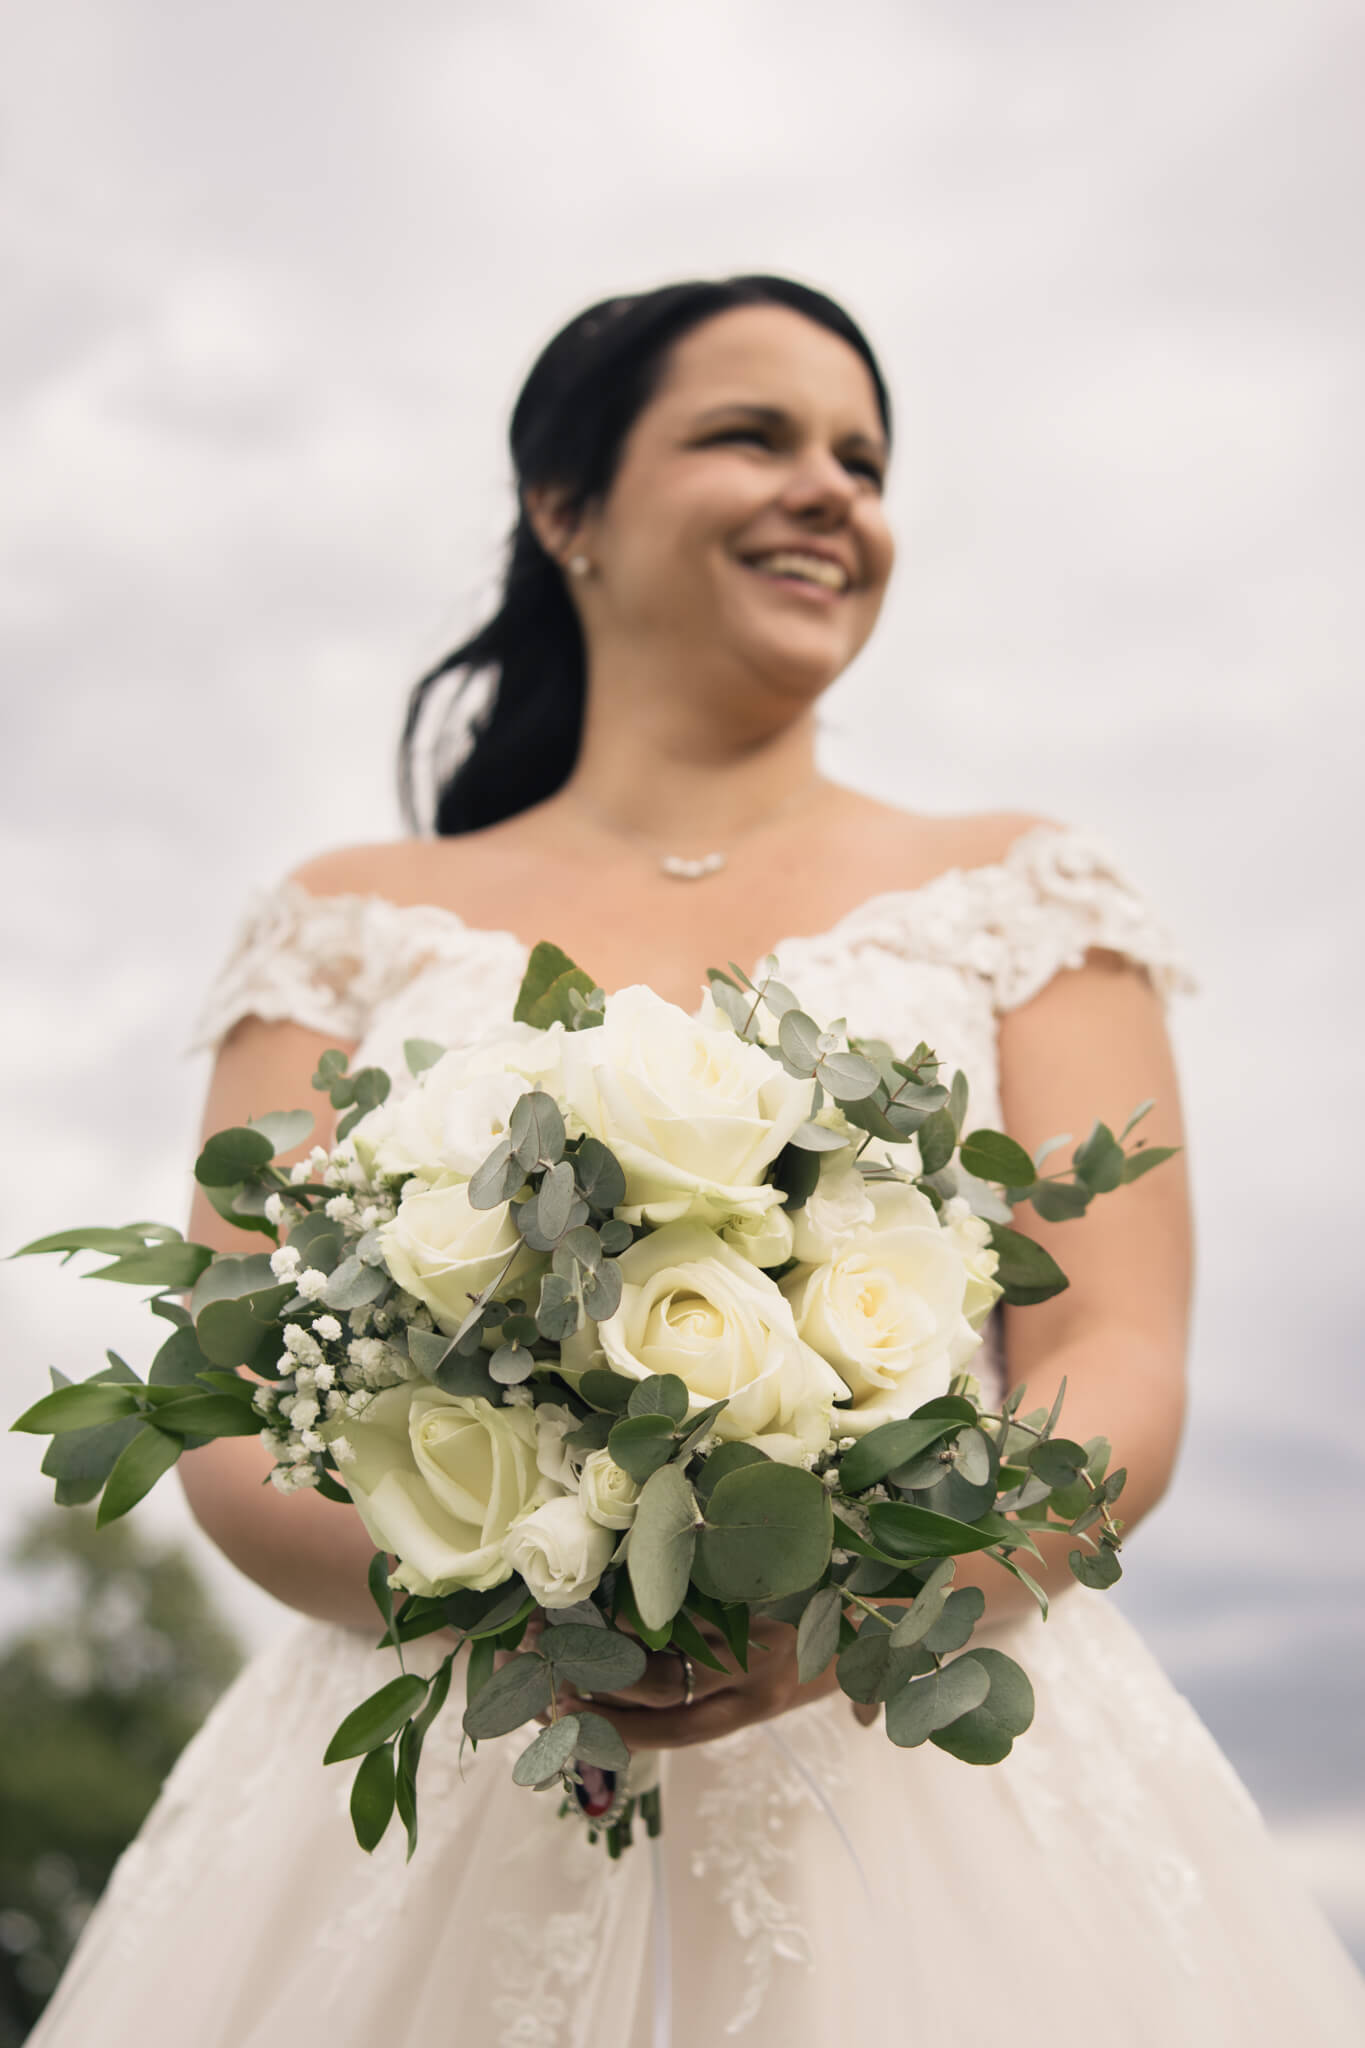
[[987, 825, 1199, 1012], [183, 881, 470, 1058]]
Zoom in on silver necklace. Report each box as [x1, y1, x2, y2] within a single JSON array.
[[568, 779, 825, 881]]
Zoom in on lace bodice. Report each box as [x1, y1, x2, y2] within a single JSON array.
[[188, 822, 1196, 1149]]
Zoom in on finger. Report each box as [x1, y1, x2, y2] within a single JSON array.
[[561, 1690, 747, 1753]]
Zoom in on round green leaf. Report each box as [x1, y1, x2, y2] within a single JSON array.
[[512, 1715, 580, 1787], [959, 1130, 1035, 1187], [574, 1710, 631, 1770], [1028, 1437, 1088, 1487], [542, 1625, 648, 1693], [627, 1373, 691, 1423], [796, 1585, 844, 1683], [607, 1412, 678, 1483], [195, 1126, 275, 1187], [461, 1652, 554, 1740], [927, 1646, 1034, 1763], [916, 1107, 958, 1176], [1069, 1545, 1123, 1589], [921, 1585, 985, 1654], [692, 1440, 767, 1505], [628, 1463, 699, 1630], [696, 1463, 833, 1602]]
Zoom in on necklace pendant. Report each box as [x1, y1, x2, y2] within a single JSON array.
[[660, 851, 727, 880]]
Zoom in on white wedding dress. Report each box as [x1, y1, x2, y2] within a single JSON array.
[[28, 824, 1365, 2047]]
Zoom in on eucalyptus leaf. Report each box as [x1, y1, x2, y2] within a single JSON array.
[[468, 1138, 522, 1211], [247, 1108, 315, 1157], [510, 1092, 567, 1172], [777, 1008, 823, 1073], [582, 1260, 623, 1321], [887, 1559, 956, 1647], [1073, 1119, 1125, 1194], [916, 1108, 958, 1176], [404, 1038, 446, 1077], [796, 1585, 844, 1682], [323, 1255, 391, 1310], [836, 1414, 959, 1493], [1029, 1179, 1092, 1223], [865, 1499, 1001, 1559], [512, 1715, 580, 1787], [627, 1375, 690, 1423], [817, 1050, 881, 1102], [958, 1130, 1035, 1188], [573, 1712, 631, 1770], [928, 1646, 1034, 1763], [579, 1368, 636, 1414], [789, 1120, 852, 1152], [544, 1625, 649, 1693], [696, 1462, 832, 1602], [921, 1584, 986, 1654], [461, 1653, 554, 1739], [195, 1126, 275, 1187], [692, 1440, 767, 1506], [628, 1463, 699, 1630], [607, 1412, 678, 1484], [95, 1423, 184, 1526], [885, 1654, 991, 1748], [1028, 1437, 1088, 1488], [1069, 1545, 1123, 1589], [1121, 1144, 1180, 1183], [986, 1224, 1070, 1307], [573, 1138, 627, 1212]]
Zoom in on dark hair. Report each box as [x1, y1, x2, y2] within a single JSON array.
[[398, 275, 893, 836]]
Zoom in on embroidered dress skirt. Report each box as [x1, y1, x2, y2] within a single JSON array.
[[26, 1593, 1365, 2047]]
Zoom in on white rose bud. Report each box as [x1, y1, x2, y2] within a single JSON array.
[[379, 1180, 542, 1336], [577, 1448, 642, 1529], [335, 1385, 553, 1597], [503, 1495, 615, 1609], [557, 984, 815, 1228], [721, 1204, 795, 1270], [562, 1220, 844, 1466], [941, 1197, 1005, 1329]]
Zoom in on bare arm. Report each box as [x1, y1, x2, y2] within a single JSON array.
[[177, 1009, 381, 1633]]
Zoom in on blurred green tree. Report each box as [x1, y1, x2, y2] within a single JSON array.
[[0, 1508, 243, 2044]]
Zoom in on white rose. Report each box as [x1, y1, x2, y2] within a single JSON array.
[[503, 1494, 615, 1609], [562, 1220, 844, 1465], [790, 1153, 876, 1263], [533, 1401, 584, 1490], [558, 985, 815, 1227], [782, 1183, 984, 1436], [941, 1196, 1004, 1328], [577, 1448, 642, 1529], [351, 1022, 567, 1183], [379, 1180, 542, 1336], [721, 1204, 795, 1269], [337, 1385, 554, 1596]]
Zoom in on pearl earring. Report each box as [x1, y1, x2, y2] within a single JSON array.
[[567, 553, 591, 578]]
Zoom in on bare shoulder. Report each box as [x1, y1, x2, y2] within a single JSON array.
[[830, 788, 1064, 879], [286, 836, 485, 907]]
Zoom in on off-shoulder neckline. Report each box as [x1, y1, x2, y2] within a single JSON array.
[[272, 820, 1087, 969]]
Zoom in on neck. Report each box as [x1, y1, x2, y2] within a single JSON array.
[[551, 646, 827, 850]]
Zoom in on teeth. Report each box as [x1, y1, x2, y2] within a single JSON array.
[[747, 550, 849, 591]]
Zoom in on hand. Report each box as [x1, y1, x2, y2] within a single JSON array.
[[523, 1612, 879, 1753]]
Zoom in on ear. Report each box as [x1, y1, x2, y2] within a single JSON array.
[[522, 483, 584, 567]]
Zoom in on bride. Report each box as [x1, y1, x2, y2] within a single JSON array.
[[28, 275, 1365, 2045]]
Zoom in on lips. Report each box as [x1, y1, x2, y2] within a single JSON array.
[[741, 547, 853, 594]]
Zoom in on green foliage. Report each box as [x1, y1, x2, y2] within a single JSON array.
[[513, 942, 600, 1030], [0, 1509, 243, 2035], [694, 1462, 833, 1602], [628, 1464, 699, 1629]]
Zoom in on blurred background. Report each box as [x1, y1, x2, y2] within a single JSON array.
[[2, 0, 1362, 2028]]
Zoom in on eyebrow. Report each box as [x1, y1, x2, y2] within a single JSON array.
[[690, 401, 888, 463]]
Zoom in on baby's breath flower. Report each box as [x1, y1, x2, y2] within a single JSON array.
[[289, 1160, 312, 1185], [252, 1386, 278, 1415], [270, 1463, 318, 1495], [264, 1193, 287, 1226], [290, 1397, 320, 1431], [330, 1435, 356, 1465], [296, 1268, 329, 1302], [502, 1383, 534, 1407], [325, 1194, 357, 1223], [313, 1360, 335, 1390], [282, 1325, 323, 1367], [298, 1428, 325, 1455], [313, 1315, 342, 1344], [270, 1245, 302, 1280]]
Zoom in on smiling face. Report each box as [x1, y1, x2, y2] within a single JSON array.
[[539, 303, 896, 712]]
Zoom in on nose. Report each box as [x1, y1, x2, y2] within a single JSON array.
[[778, 445, 858, 523]]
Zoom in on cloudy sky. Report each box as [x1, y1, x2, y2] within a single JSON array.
[[3, 0, 1362, 1964]]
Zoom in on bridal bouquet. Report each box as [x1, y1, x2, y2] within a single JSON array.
[[11, 943, 1175, 1859]]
